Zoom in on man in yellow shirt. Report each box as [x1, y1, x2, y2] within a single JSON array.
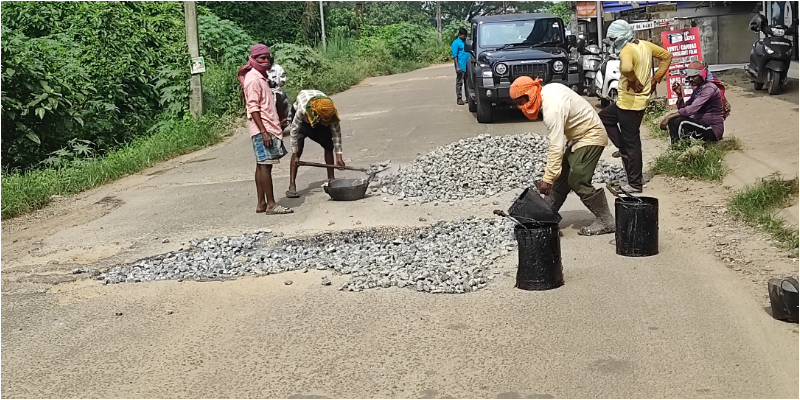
[[598, 20, 672, 193], [510, 76, 615, 236]]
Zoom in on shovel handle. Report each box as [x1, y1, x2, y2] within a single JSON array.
[[294, 160, 369, 173]]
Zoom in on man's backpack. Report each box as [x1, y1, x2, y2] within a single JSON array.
[[707, 73, 731, 120]]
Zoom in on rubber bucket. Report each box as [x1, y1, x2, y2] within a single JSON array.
[[768, 277, 799, 322], [514, 222, 564, 290], [508, 187, 561, 224], [615, 196, 659, 257]]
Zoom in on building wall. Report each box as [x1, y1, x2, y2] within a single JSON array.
[[618, 2, 761, 64], [718, 13, 762, 64]]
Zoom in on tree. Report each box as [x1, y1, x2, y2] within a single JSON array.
[[545, 1, 570, 25]]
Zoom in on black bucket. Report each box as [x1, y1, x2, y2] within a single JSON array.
[[615, 196, 659, 257], [508, 187, 561, 224], [768, 277, 798, 322], [514, 222, 563, 290]]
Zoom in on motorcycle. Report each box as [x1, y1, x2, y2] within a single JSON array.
[[575, 33, 603, 96], [594, 39, 620, 107], [746, 13, 793, 95]]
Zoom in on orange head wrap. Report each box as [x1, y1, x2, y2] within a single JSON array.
[[509, 76, 543, 120], [308, 97, 339, 126]]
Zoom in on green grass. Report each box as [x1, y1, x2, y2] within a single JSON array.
[[727, 174, 799, 249], [643, 99, 670, 140], [1, 115, 233, 219], [650, 138, 743, 181]]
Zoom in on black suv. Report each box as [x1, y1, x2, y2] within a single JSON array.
[[465, 13, 576, 123]]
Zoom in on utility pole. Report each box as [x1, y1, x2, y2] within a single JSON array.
[[436, 1, 442, 43], [319, 0, 326, 51], [184, 1, 203, 117], [596, 0, 603, 47], [355, 1, 363, 40]]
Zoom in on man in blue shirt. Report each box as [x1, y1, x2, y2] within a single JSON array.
[[451, 28, 471, 105]]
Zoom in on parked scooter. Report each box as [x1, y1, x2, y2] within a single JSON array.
[[594, 39, 620, 107], [575, 33, 603, 96], [746, 13, 793, 95]]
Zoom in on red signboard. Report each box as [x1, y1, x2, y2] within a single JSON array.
[[576, 1, 597, 18], [660, 27, 703, 106]]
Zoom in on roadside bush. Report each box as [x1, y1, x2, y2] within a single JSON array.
[[1, 1, 187, 172], [198, 13, 253, 66], [443, 20, 472, 43]]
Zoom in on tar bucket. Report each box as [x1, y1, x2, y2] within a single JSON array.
[[508, 187, 561, 224], [768, 277, 798, 322], [514, 221, 564, 291], [615, 196, 659, 257]]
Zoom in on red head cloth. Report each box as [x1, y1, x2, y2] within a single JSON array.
[[509, 76, 543, 120], [238, 44, 271, 86], [686, 61, 707, 80]]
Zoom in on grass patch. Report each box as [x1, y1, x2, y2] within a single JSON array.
[[727, 174, 799, 249], [650, 137, 743, 181], [643, 99, 670, 140], [1, 115, 233, 220]]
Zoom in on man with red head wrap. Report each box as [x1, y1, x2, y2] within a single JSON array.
[[659, 61, 726, 144], [239, 44, 293, 215], [510, 78, 615, 236]]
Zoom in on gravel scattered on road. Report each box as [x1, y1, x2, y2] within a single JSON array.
[[97, 218, 516, 294], [372, 133, 625, 203]]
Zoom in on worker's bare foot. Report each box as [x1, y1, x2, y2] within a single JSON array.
[[256, 203, 267, 213]]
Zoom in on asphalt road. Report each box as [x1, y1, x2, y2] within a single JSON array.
[[2, 64, 797, 398]]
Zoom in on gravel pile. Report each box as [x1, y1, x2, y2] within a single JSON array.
[[372, 133, 625, 203], [98, 218, 516, 293]]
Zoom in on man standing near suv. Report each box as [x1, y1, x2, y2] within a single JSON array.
[[598, 20, 671, 193], [452, 28, 471, 105]]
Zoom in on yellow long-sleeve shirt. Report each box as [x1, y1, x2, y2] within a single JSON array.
[[541, 83, 609, 184], [617, 40, 672, 111]]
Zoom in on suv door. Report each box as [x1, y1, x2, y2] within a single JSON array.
[[466, 23, 479, 112]]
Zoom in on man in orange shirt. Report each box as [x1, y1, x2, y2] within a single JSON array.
[[598, 20, 672, 193]]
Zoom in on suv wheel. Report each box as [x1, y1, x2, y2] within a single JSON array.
[[468, 93, 477, 112], [476, 93, 493, 123]]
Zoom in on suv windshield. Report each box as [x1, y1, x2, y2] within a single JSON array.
[[478, 18, 564, 49]]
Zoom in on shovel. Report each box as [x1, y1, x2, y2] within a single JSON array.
[[294, 160, 370, 173]]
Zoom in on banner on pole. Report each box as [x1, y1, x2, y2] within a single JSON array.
[[660, 27, 702, 106], [576, 1, 597, 18]]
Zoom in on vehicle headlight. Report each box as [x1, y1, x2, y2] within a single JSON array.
[[553, 60, 564, 72], [582, 59, 598, 70], [772, 27, 785, 36], [765, 45, 775, 54], [494, 63, 508, 76], [482, 69, 493, 77]]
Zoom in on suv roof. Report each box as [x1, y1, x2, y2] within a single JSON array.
[[472, 13, 560, 24]]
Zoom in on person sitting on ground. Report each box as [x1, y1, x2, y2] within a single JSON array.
[[510, 76, 615, 236], [266, 52, 291, 128], [660, 61, 725, 144], [285, 89, 345, 199], [237, 44, 293, 215]]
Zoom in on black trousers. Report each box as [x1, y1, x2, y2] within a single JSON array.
[[667, 116, 718, 144], [599, 103, 645, 190]]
